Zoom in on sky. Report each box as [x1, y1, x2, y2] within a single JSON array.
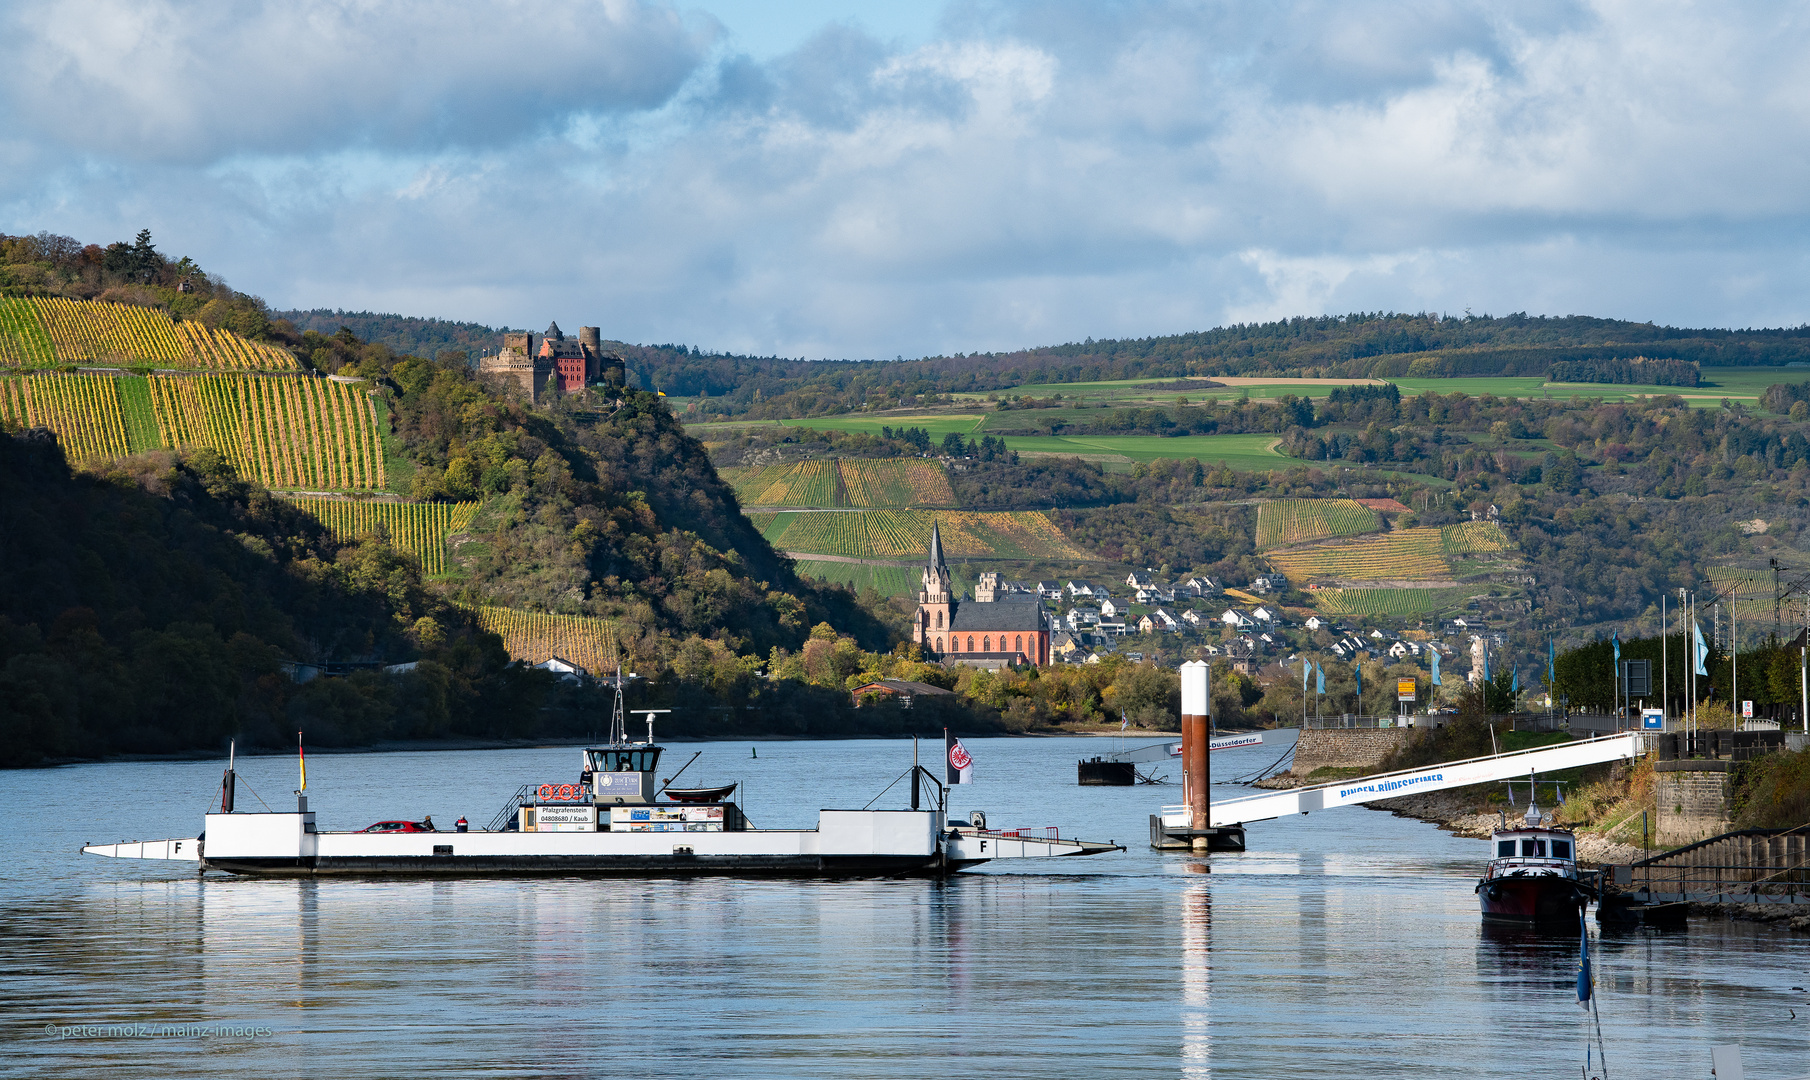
[[4, 0, 1810, 359]]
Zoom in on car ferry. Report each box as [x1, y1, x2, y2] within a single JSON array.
[[1475, 806, 1595, 924], [83, 738, 1122, 879]]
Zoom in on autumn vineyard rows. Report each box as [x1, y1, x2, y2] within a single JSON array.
[[285, 499, 479, 575], [0, 372, 130, 464], [1, 371, 388, 490], [763, 509, 1089, 560], [1255, 498, 1380, 549], [1311, 587, 1467, 617], [1266, 528, 1453, 582], [725, 458, 956, 508], [147, 374, 387, 490], [475, 607, 619, 673], [0, 297, 295, 370]]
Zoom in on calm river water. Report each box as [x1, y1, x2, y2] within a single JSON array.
[[2, 733, 1807, 1078]]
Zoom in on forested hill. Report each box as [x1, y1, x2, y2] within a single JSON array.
[[274, 309, 516, 364], [0, 430, 538, 766], [373, 356, 887, 657], [269, 310, 1810, 419]]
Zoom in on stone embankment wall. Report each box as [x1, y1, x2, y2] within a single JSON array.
[[1654, 760, 1735, 846], [1290, 729, 1412, 777]]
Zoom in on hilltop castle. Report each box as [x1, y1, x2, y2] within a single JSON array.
[[912, 522, 1049, 668], [477, 322, 626, 403]]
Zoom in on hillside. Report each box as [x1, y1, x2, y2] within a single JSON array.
[[274, 309, 514, 364], [0, 429, 536, 766]]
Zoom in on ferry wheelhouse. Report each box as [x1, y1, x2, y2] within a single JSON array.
[[1475, 807, 1595, 924]]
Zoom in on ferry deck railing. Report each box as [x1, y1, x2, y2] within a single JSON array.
[[486, 784, 540, 833]]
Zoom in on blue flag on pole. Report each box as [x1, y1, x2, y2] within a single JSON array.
[[1612, 632, 1620, 666], [1511, 662, 1519, 694], [1548, 637, 1555, 687], [1693, 620, 1710, 676], [1431, 648, 1442, 686], [1354, 664, 1361, 693], [1315, 662, 1325, 695]]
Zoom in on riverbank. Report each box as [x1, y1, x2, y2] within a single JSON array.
[[1364, 787, 1647, 866], [22, 727, 1193, 769]]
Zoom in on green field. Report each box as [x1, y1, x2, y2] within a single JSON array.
[[999, 432, 1290, 467], [687, 414, 990, 438], [970, 367, 1810, 410], [1311, 587, 1469, 617], [795, 560, 922, 597], [115, 375, 161, 453]]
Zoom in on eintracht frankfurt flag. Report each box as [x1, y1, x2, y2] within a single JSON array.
[[945, 729, 974, 784]]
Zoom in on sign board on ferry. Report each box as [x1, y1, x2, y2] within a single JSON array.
[[530, 806, 597, 832]]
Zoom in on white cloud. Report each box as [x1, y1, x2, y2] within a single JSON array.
[[6, 0, 1810, 357], [0, 0, 713, 163]]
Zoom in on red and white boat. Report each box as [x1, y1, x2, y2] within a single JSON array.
[[1475, 805, 1595, 924]]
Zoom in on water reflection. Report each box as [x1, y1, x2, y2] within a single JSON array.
[[1181, 876, 1211, 1079], [3, 738, 1808, 1078]]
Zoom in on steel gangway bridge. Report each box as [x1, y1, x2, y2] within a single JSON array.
[[1162, 731, 1644, 832]]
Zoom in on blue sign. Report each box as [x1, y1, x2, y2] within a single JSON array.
[[1640, 708, 1665, 730]]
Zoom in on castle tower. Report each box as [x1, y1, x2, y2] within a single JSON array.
[[578, 327, 602, 382], [915, 521, 953, 653], [974, 572, 1001, 602]]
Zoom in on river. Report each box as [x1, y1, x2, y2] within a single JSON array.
[[2, 733, 1806, 1078]]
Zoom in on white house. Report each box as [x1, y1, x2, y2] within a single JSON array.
[[1099, 597, 1122, 618], [1304, 616, 1325, 631], [1220, 608, 1254, 630], [1150, 608, 1181, 631], [1099, 618, 1128, 635], [1181, 576, 1217, 596], [1036, 581, 1063, 600], [1250, 575, 1279, 592], [1181, 609, 1203, 627], [1126, 571, 1154, 589], [1067, 581, 1098, 599], [1251, 606, 1275, 624], [534, 656, 588, 683], [1388, 641, 1411, 659], [1066, 607, 1100, 631]]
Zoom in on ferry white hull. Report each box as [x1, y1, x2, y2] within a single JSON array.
[[84, 808, 1121, 878]]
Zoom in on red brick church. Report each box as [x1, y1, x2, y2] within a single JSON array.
[[912, 522, 1049, 667]]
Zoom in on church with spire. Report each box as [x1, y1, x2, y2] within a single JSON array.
[[913, 521, 1050, 668]]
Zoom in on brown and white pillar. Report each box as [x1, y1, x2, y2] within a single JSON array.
[[1180, 660, 1211, 852]]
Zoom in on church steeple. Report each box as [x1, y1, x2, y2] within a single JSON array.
[[915, 520, 953, 653]]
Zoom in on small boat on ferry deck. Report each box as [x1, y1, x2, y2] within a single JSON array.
[[1475, 804, 1595, 924]]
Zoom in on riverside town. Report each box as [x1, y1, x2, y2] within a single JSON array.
[[6, 7, 1810, 1076]]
